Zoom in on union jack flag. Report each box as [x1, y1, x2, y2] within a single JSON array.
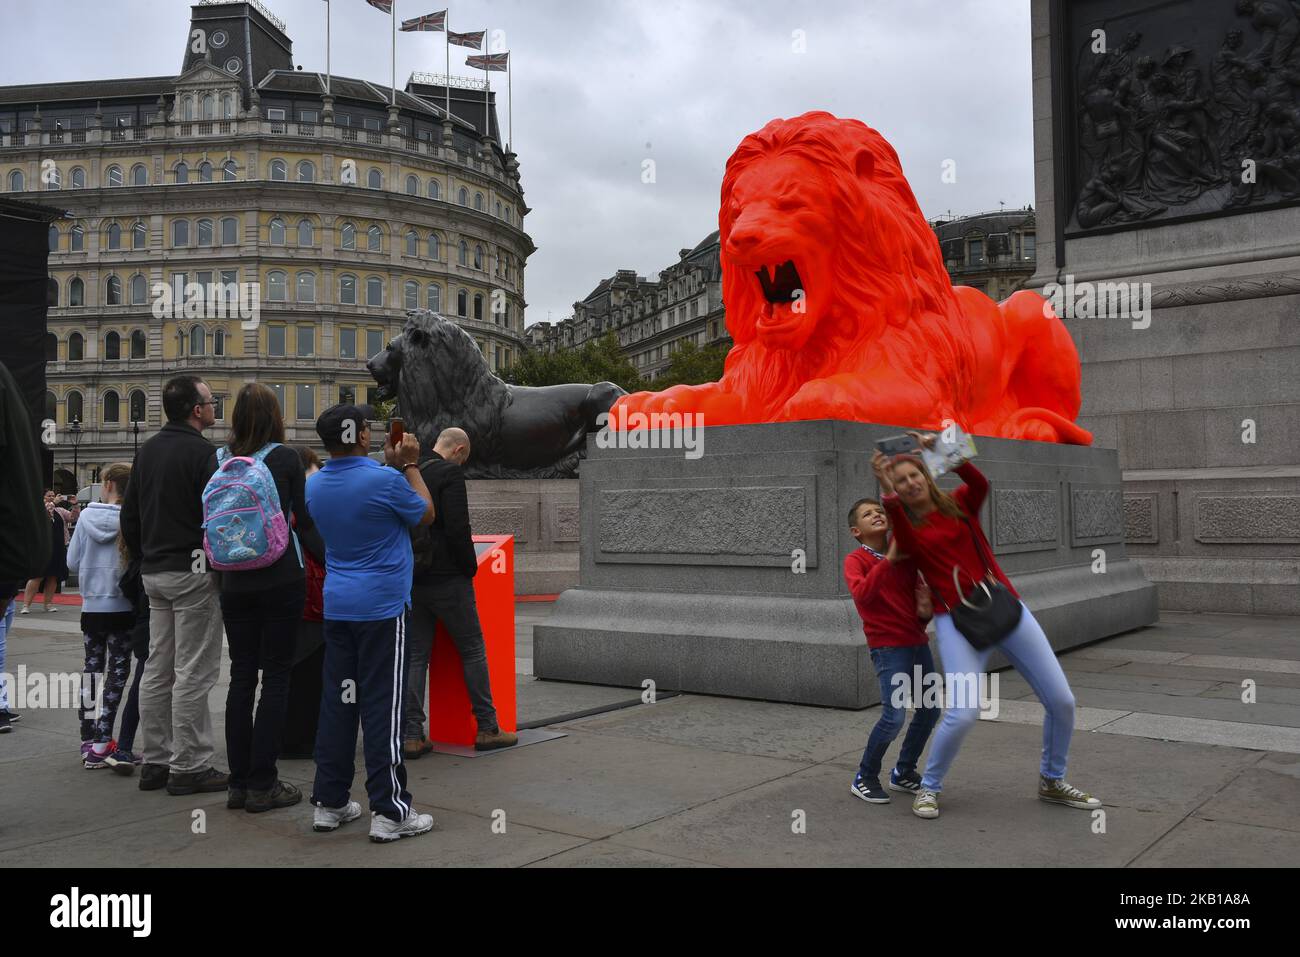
[[365, 0, 393, 13], [400, 10, 446, 31], [466, 52, 508, 72], [448, 29, 485, 50]]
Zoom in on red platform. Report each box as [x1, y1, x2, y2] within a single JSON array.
[[425, 534, 516, 747]]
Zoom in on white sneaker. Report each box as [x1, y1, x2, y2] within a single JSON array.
[[19, 607, 29, 615], [312, 800, 362, 832], [46, 605, 57, 613], [369, 809, 434, 843]]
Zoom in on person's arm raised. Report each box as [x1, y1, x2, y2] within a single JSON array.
[[386, 432, 435, 526]]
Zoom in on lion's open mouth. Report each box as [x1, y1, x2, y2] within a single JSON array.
[[755, 260, 803, 303]]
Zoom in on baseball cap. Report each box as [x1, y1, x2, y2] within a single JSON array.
[[315, 403, 376, 447]]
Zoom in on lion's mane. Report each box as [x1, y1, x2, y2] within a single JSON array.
[[717, 111, 978, 415]]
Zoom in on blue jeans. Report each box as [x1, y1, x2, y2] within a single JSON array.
[[858, 643, 941, 780], [0, 599, 14, 711], [920, 602, 1075, 792]]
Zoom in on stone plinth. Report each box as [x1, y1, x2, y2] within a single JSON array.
[[466, 479, 578, 595], [533, 421, 1158, 708]]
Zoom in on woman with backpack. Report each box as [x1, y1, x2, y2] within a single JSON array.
[[208, 383, 317, 814], [66, 462, 135, 769]]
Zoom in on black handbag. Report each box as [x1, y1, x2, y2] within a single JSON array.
[[946, 518, 1022, 650]]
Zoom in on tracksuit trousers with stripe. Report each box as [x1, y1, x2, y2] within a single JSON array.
[[311, 613, 412, 822]]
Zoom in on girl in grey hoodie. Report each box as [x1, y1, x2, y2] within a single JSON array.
[[66, 462, 135, 769]]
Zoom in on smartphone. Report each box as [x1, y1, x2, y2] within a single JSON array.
[[389, 418, 404, 447], [875, 433, 919, 455]]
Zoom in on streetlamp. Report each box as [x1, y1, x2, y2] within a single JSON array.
[[132, 416, 141, 457], [69, 416, 83, 492]]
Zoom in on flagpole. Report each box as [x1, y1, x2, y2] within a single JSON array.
[[445, 10, 451, 119], [325, 0, 331, 95], [507, 53, 511, 151], [391, 1, 397, 107], [484, 67, 490, 142]]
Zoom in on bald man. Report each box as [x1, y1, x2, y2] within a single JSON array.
[[404, 428, 517, 754]]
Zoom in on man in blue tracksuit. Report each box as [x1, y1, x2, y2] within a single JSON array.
[[306, 404, 436, 843]]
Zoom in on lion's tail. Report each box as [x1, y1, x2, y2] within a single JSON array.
[[1004, 407, 1093, 445]]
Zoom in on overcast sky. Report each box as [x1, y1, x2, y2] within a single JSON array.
[[1, 0, 1035, 326]]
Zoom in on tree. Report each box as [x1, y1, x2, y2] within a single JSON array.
[[651, 340, 729, 389], [505, 332, 645, 393]]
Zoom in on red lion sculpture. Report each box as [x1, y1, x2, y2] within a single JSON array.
[[613, 111, 1092, 445]]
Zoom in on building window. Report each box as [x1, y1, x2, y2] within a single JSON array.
[[404, 280, 419, 310], [69, 277, 84, 306], [458, 187, 468, 206], [105, 331, 121, 360], [405, 230, 418, 257], [295, 384, 314, 420], [7, 170, 23, 191], [268, 326, 286, 356], [365, 277, 383, 307], [428, 234, 440, 259], [189, 326, 206, 356], [130, 275, 147, 305], [131, 329, 146, 358], [427, 179, 439, 200], [48, 226, 58, 252], [171, 220, 189, 247], [269, 218, 285, 245], [267, 271, 287, 302], [296, 272, 316, 303], [183, 97, 194, 122], [223, 160, 237, 181], [367, 225, 381, 251], [198, 161, 212, 182], [474, 192, 484, 211], [66, 390, 83, 422], [367, 168, 382, 189], [1023, 233, 1036, 260], [341, 223, 356, 250], [269, 383, 285, 411], [366, 329, 383, 358], [457, 289, 467, 317], [221, 217, 237, 245], [269, 159, 287, 181], [458, 241, 468, 266], [197, 218, 213, 246], [340, 327, 356, 358], [298, 219, 314, 246], [426, 284, 441, 313], [339, 274, 357, 305], [70, 225, 84, 252], [299, 109, 319, 123], [107, 223, 122, 250], [129, 390, 146, 422], [474, 244, 483, 270], [967, 238, 983, 265], [405, 174, 418, 195], [213, 328, 225, 355], [496, 201, 502, 218], [175, 162, 188, 184], [473, 293, 483, 321], [297, 325, 315, 356], [106, 276, 122, 305], [223, 94, 235, 119], [70, 167, 85, 189], [131, 164, 148, 186], [132, 222, 147, 249], [267, 108, 286, 122], [106, 165, 123, 187], [103, 391, 120, 423], [68, 333, 84, 361], [339, 385, 355, 405], [297, 160, 315, 183]]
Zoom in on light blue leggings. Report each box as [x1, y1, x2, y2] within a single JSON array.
[[920, 602, 1075, 791]]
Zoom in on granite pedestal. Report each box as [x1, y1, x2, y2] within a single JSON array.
[[533, 420, 1159, 708], [466, 479, 579, 595]]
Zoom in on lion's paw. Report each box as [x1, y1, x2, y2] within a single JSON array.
[[781, 380, 858, 421], [1003, 418, 1060, 442]]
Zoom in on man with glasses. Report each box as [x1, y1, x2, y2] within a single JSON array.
[[121, 375, 227, 796]]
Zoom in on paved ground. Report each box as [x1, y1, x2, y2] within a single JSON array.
[[2, 602, 1297, 866]]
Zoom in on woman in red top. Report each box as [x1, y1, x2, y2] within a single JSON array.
[[875, 434, 1101, 821]]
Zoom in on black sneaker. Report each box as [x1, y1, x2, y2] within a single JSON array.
[[245, 781, 302, 814], [888, 768, 924, 793], [0, 713, 10, 734], [227, 787, 247, 810], [166, 767, 230, 795], [0, 709, 19, 722], [139, 763, 169, 791], [850, 772, 890, 804]]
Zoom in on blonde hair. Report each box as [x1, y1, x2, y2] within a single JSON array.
[[101, 462, 132, 565]]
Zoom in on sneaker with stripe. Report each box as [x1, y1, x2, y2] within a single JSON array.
[[1038, 776, 1101, 809], [369, 809, 434, 843], [850, 772, 890, 804]]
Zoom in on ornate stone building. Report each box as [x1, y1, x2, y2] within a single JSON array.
[[930, 207, 1037, 300], [527, 230, 728, 380], [0, 0, 531, 491]]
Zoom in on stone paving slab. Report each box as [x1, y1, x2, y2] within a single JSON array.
[[1106, 660, 1300, 689], [995, 668, 1220, 698], [524, 841, 717, 868], [1130, 817, 1300, 868], [1065, 687, 1300, 728], [1097, 713, 1300, 754]]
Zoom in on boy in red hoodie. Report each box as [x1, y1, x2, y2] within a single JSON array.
[[844, 498, 938, 804]]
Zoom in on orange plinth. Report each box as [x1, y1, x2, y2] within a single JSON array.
[[425, 534, 517, 747], [611, 110, 1093, 446]]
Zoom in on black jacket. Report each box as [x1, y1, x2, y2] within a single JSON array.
[[413, 452, 478, 581], [219, 443, 323, 594], [0, 360, 51, 581], [121, 422, 218, 574]]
